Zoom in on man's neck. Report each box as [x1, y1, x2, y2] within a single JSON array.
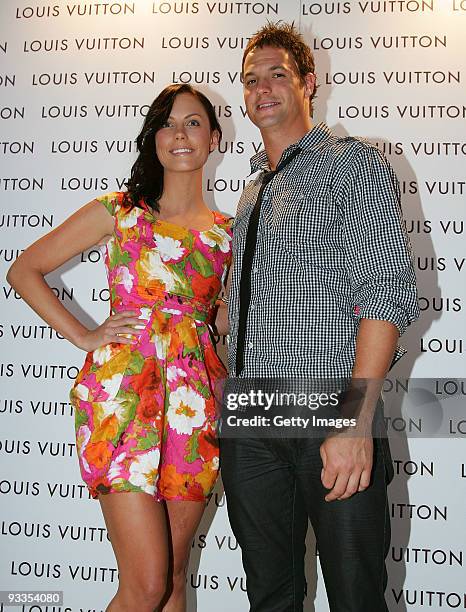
[[261, 118, 313, 170]]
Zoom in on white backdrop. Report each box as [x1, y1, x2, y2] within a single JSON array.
[[1, 1, 465, 610]]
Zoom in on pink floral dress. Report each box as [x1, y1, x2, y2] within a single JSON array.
[[70, 192, 232, 501]]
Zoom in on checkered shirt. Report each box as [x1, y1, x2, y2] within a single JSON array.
[[227, 122, 420, 378]]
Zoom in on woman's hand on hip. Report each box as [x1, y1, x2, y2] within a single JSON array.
[[78, 311, 146, 352]]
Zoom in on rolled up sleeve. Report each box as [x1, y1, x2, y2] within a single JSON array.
[[343, 145, 420, 336]]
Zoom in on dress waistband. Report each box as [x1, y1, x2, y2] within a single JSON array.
[[112, 292, 213, 322]]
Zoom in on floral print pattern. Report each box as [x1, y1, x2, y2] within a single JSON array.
[[70, 192, 232, 501]]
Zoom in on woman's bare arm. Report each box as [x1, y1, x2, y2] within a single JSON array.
[[6, 199, 142, 351]]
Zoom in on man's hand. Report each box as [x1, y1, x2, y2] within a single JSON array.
[[320, 434, 373, 502]]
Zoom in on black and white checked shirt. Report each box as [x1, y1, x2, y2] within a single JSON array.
[[227, 123, 419, 378]]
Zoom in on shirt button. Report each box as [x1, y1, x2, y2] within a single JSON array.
[[250, 304, 256, 310], [252, 267, 258, 274], [248, 342, 253, 349]]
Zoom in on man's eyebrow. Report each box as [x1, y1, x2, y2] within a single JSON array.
[[243, 64, 288, 78]]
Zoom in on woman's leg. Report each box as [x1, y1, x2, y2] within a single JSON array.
[[99, 492, 169, 612], [160, 500, 206, 612]]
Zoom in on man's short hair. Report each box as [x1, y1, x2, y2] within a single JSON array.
[[242, 21, 317, 115]]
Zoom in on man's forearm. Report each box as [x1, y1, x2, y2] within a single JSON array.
[[353, 318, 399, 378], [346, 318, 399, 431]]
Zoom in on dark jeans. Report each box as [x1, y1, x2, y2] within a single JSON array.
[[220, 413, 393, 612]]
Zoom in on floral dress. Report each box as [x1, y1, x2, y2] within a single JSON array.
[[70, 192, 232, 501]]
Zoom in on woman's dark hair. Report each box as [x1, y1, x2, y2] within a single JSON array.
[[124, 84, 222, 212]]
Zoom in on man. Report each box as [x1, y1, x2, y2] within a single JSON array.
[[220, 22, 419, 612]]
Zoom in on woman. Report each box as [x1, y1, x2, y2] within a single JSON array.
[[7, 84, 232, 612]]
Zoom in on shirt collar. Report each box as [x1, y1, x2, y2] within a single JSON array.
[[249, 122, 334, 174]]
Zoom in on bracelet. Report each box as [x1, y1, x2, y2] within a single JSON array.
[[220, 295, 229, 305], [208, 322, 220, 343]]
